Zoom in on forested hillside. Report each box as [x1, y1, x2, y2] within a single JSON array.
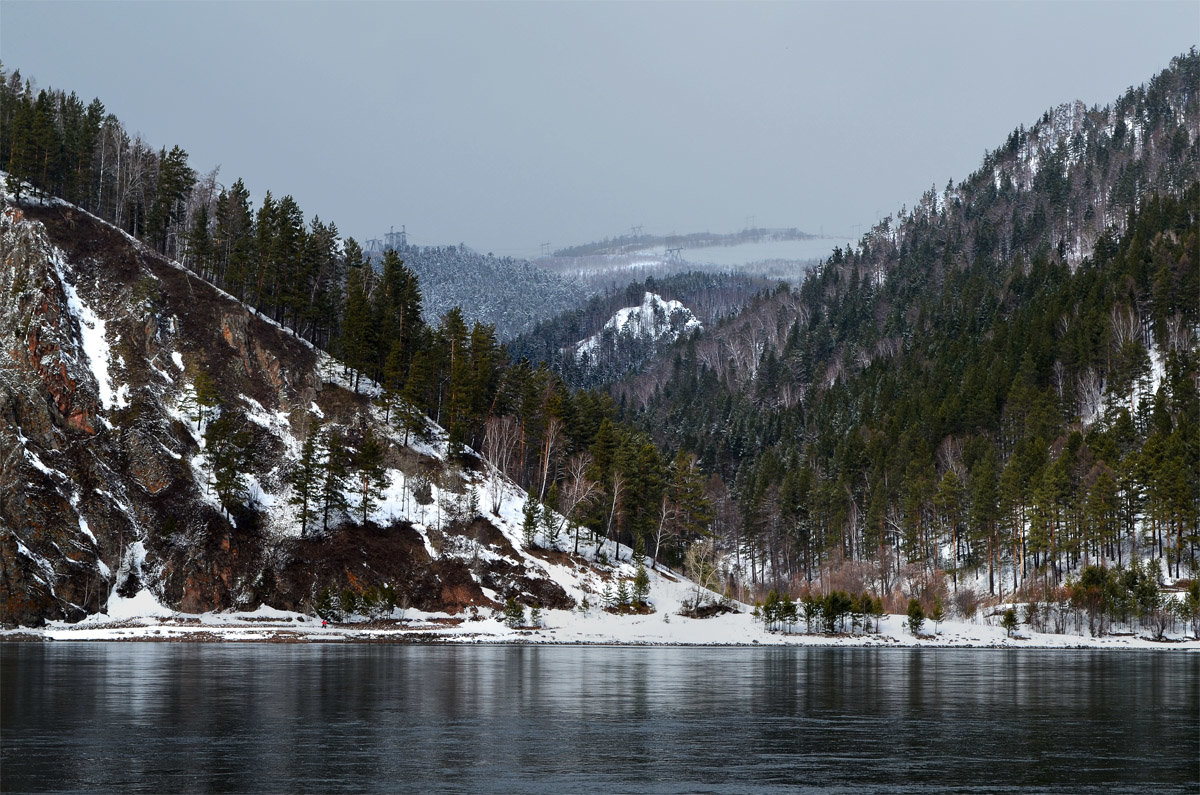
[[0, 65, 721, 623], [363, 240, 587, 341], [616, 51, 1199, 603]]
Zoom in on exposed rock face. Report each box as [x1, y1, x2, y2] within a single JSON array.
[[1, 201, 575, 626], [2, 205, 115, 624]]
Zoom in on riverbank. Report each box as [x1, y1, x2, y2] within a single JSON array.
[[5, 601, 1197, 650]]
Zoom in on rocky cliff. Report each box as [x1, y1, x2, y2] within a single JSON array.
[[1, 199, 575, 626]]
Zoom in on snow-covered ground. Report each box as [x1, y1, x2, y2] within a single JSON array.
[[8, 584, 1197, 650]]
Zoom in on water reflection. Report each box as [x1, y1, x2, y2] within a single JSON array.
[[3, 644, 1196, 793]]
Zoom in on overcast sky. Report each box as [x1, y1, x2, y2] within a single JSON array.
[[3, 1, 1196, 257]]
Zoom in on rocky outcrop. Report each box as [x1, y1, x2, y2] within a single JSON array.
[[1, 200, 577, 626]]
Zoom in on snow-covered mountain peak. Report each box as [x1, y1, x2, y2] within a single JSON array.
[[574, 292, 701, 361]]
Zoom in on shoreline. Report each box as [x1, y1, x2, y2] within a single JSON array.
[[5, 611, 1198, 651]]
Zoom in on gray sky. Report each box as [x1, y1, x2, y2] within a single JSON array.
[[3, 1, 1196, 257]]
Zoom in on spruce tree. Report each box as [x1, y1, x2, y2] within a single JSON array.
[[521, 494, 540, 549], [615, 579, 631, 613], [633, 561, 650, 608], [906, 599, 926, 636]]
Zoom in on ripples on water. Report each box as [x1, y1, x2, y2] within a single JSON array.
[[3, 644, 1197, 793]]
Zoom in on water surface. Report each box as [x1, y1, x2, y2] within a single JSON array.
[[3, 644, 1196, 792]]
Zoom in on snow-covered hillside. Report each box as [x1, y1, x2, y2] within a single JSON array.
[[0, 192, 742, 632]]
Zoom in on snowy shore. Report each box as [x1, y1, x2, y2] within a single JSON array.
[[5, 599, 1197, 650]]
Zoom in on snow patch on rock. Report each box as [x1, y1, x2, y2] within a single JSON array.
[[58, 266, 125, 411], [575, 291, 701, 360]]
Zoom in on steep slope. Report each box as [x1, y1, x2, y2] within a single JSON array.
[[0, 198, 601, 626], [612, 52, 1199, 594]]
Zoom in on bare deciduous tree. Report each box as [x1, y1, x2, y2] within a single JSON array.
[[538, 416, 562, 502], [556, 453, 599, 554], [482, 415, 520, 514]]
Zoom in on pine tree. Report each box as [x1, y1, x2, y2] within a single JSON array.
[[1002, 608, 1019, 637], [215, 178, 254, 298], [930, 596, 945, 633], [543, 484, 560, 548], [319, 428, 350, 532], [339, 266, 372, 392], [288, 421, 324, 537], [204, 412, 252, 512], [503, 597, 525, 628], [441, 308, 472, 452], [372, 249, 422, 385], [378, 339, 407, 423], [186, 203, 213, 279], [934, 468, 966, 591], [270, 195, 305, 327], [870, 595, 885, 633], [352, 427, 389, 524], [146, 145, 196, 255], [4, 84, 33, 202], [249, 191, 277, 311]]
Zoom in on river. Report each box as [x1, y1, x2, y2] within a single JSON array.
[[3, 644, 1196, 792]]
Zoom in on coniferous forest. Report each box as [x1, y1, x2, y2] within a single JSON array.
[[603, 51, 1199, 619], [1, 50, 1197, 635]]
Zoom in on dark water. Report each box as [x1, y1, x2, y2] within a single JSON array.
[[2, 643, 1197, 793]]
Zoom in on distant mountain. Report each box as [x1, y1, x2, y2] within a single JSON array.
[[363, 239, 587, 341], [507, 271, 776, 389], [537, 230, 832, 293], [552, 226, 818, 258]]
